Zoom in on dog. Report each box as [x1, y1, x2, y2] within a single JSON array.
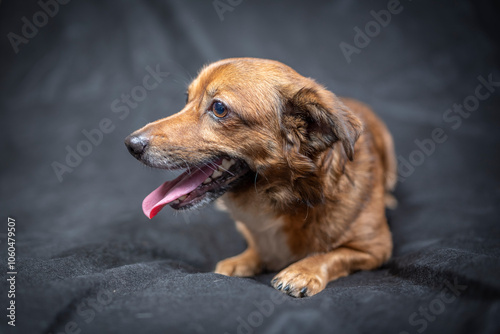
[[125, 58, 397, 298]]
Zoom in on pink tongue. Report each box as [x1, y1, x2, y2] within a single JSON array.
[[142, 161, 220, 219]]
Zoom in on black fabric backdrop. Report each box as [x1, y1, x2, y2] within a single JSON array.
[[1, 1, 500, 333]]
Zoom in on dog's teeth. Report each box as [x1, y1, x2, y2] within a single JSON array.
[[178, 195, 187, 201], [221, 158, 236, 170], [172, 200, 180, 204], [212, 170, 222, 179], [203, 177, 211, 184], [221, 158, 231, 170]]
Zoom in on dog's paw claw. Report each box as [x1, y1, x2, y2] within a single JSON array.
[[271, 268, 325, 298]]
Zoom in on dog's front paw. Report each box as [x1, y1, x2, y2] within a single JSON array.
[[272, 265, 327, 298], [215, 251, 261, 277]]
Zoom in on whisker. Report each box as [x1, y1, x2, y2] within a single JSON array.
[[194, 161, 219, 178], [215, 163, 235, 176], [259, 170, 270, 185], [207, 162, 218, 170], [179, 158, 191, 175], [254, 172, 259, 194], [181, 210, 190, 224], [195, 163, 211, 177], [207, 160, 235, 176]]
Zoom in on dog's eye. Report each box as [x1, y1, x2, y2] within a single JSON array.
[[211, 101, 228, 118]]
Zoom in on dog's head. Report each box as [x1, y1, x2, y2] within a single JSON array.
[[125, 58, 362, 218]]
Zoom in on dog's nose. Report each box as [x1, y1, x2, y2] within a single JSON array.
[[125, 134, 149, 158]]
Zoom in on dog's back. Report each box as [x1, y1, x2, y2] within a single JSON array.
[[342, 97, 397, 205]]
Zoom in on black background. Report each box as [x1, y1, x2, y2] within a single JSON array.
[[1, 0, 500, 333]]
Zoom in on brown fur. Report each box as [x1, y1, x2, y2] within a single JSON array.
[[128, 58, 397, 298]]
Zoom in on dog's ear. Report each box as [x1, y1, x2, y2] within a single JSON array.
[[283, 86, 363, 160]]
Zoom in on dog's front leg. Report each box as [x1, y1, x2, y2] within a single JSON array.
[[214, 222, 262, 277], [271, 246, 385, 297]]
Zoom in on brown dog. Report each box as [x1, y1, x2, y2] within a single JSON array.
[[125, 58, 396, 297]]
